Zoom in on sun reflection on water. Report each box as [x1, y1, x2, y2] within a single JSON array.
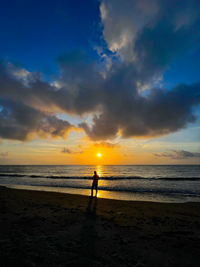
[[96, 165, 102, 177]]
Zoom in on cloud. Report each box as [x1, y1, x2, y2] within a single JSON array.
[[100, 0, 200, 67], [79, 82, 200, 139], [94, 141, 118, 148], [1, 54, 200, 142], [62, 147, 73, 154], [0, 97, 73, 141], [154, 150, 200, 159], [99, 0, 200, 93], [78, 0, 200, 139], [0, 152, 9, 157], [61, 147, 83, 154], [100, 0, 159, 62], [0, 0, 200, 141]]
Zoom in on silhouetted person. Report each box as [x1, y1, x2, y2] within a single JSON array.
[[91, 171, 99, 197]]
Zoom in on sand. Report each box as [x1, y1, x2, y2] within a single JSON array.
[[0, 186, 200, 267]]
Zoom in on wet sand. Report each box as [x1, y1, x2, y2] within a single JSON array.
[[0, 186, 200, 266]]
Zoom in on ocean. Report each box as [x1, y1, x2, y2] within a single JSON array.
[[0, 165, 200, 203]]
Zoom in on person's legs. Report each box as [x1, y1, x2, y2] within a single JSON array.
[[95, 183, 98, 197], [91, 182, 94, 197]]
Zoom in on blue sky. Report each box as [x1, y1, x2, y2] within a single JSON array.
[[0, 0, 101, 76], [1, 0, 200, 86], [0, 0, 200, 164], [164, 49, 200, 88]]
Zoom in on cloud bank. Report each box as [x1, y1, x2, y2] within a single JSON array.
[[154, 150, 200, 159], [0, 64, 73, 140], [0, 0, 200, 141]]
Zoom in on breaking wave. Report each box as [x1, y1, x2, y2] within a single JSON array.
[[0, 173, 200, 181]]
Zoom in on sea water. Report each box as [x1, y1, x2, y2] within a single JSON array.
[[0, 165, 200, 203]]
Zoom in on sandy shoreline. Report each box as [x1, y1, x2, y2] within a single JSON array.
[[0, 186, 200, 266]]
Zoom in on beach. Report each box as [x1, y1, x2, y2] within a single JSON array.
[[0, 186, 200, 266]]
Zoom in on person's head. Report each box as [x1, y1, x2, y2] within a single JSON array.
[[94, 171, 96, 175]]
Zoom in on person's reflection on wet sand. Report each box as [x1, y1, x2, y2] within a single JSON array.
[[79, 197, 98, 266], [87, 196, 97, 215]]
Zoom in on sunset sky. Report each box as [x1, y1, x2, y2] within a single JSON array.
[[0, 0, 200, 165]]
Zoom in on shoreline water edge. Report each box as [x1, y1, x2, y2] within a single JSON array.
[[2, 183, 200, 203]]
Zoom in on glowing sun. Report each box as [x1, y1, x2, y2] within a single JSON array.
[[97, 153, 102, 157]]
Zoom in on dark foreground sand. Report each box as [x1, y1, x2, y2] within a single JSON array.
[[0, 186, 200, 267]]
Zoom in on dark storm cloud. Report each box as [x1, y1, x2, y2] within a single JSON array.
[[0, 98, 72, 140], [79, 79, 200, 139], [0, 0, 200, 141], [1, 55, 200, 141], [0, 58, 102, 115], [79, 0, 200, 139], [154, 150, 200, 159]]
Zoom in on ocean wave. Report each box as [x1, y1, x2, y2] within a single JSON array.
[[0, 173, 200, 181]]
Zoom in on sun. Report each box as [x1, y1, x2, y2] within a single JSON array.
[[97, 153, 102, 158]]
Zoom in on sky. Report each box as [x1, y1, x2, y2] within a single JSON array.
[[0, 0, 200, 165]]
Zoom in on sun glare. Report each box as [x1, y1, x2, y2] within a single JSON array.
[[97, 153, 102, 157]]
